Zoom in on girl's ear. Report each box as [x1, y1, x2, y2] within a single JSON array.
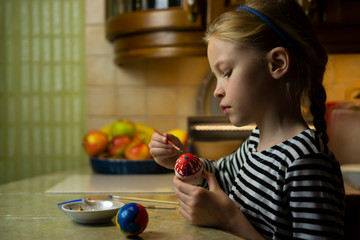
[[267, 47, 289, 79]]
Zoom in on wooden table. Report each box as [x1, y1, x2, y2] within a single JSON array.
[[0, 167, 244, 240]]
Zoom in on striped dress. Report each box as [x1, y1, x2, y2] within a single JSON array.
[[202, 128, 345, 239]]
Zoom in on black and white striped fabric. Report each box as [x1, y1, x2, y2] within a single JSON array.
[[202, 128, 345, 239]]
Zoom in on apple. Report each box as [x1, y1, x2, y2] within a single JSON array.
[[101, 124, 112, 140], [132, 133, 152, 144], [124, 140, 151, 160], [108, 135, 131, 157], [110, 119, 136, 138], [82, 130, 108, 157], [135, 123, 155, 136]]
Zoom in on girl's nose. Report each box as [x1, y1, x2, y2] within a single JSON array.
[[214, 83, 225, 98]]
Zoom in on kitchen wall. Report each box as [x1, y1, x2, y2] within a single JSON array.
[[86, 0, 360, 133], [85, 0, 209, 133]]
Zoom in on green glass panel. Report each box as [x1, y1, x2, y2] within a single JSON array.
[[0, 0, 87, 184]]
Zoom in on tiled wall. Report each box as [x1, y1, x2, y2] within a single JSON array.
[[0, 0, 86, 184], [85, 0, 360, 133]]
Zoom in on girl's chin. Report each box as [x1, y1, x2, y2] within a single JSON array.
[[228, 116, 241, 126], [228, 116, 251, 127]]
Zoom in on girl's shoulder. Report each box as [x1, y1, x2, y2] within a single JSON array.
[[245, 127, 319, 156], [254, 128, 338, 169], [271, 128, 327, 157], [283, 129, 342, 173]]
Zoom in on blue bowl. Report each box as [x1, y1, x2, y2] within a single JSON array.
[[90, 157, 172, 175]]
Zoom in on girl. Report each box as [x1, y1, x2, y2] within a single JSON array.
[[149, 0, 345, 239]]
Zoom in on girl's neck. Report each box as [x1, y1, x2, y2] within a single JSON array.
[[255, 103, 309, 152]]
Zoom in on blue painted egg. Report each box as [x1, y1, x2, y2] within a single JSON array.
[[116, 203, 148, 236]]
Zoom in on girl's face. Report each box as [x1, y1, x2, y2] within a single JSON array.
[[207, 36, 274, 127]]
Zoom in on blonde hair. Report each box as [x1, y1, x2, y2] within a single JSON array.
[[205, 0, 329, 144]]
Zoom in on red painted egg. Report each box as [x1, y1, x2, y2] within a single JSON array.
[[175, 153, 203, 184]]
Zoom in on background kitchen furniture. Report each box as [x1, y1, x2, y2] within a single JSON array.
[[105, 0, 208, 65], [328, 101, 360, 165], [187, 115, 254, 160], [302, 0, 360, 53], [105, 0, 360, 65]]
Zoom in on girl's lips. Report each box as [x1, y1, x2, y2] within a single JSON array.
[[220, 105, 231, 114]]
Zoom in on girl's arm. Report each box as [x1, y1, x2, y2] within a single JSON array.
[[286, 156, 345, 238]]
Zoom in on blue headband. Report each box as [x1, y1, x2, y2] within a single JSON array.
[[236, 6, 293, 48]]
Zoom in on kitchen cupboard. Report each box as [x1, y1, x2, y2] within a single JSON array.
[[105, 0, 360, 65], [211, 0, 360, 53], [105, 0, 207, 65], [301, 0, 360, 53]]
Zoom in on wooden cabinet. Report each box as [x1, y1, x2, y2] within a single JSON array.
[[105, 0, 360, 65], [300, 0, 360, 53], [105, 0, 207, 65], [217, 0, 360, 53]]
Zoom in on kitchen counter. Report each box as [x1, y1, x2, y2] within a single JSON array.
[[0, 167, 243, 240], [1, 167, 359, 240]]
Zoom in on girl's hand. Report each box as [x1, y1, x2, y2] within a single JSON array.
[[174, 170, 237, 228], [174, 170, 264, 240], [148, 132, 185, 169]]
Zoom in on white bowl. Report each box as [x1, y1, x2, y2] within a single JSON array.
[[341, 164, 360, 189], [60, 200, 124, 224]]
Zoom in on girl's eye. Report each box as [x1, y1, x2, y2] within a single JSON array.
[[222, 70, 232, 78]]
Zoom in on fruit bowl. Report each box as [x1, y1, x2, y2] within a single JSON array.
[[90, 157, 172, 175]]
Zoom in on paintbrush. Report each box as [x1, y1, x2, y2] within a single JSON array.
[[153, 129, 183, 152]]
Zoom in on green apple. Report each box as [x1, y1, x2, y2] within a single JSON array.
[[110, 119, 136, 138]]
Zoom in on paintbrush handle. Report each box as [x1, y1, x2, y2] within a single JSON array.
[[109, 195, 179, 205], [153, 129, 182, 152], [144, 206, 176, 210]]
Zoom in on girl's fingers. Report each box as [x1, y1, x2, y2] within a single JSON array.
[[203, 170, 221, 192], [149, 147, 173, 156], [173, 175, 196, 196], [178, 205, 192, 222]]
